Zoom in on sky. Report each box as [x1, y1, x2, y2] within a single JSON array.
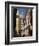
[[17, 7, 28, 16]]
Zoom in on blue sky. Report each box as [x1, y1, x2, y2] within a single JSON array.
[[17, 8, 28, 16]]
